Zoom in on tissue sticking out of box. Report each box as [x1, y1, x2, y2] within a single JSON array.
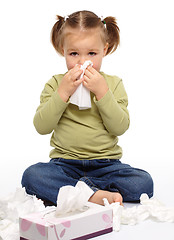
[[55, 181, 94, 216]]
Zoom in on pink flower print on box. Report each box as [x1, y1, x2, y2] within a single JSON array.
[[61, 220, 71, 228], [20, 219, 32, 232], [50, 220, 71, 240], [21, 214, 71, 240], [36, 223, 46, 236], [102, 213, 113, 229], [20, 217, 47, 237]]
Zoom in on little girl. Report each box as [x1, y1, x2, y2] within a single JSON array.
[[22, 10, 153, 206]]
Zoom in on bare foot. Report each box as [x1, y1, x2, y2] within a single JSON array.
[[88, 190, 123, 206]]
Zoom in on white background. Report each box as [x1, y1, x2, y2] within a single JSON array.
[[0, 0, 174, 238]]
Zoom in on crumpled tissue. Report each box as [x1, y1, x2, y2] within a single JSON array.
[[104, 193, 174, 232], [56, 181, 94, 216], [0, 188, 45, 240], [1, 186, 174, 240], [70, 60, 93, 110]]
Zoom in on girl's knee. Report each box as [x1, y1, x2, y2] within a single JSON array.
[[21, 166, 32, 188], [137, 170, 154, 198], [123, 170, 154, 202], [146, 172, 154, 197], [21, 163, 42, 188]]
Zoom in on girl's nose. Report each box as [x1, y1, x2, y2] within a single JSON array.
[[78, 57, 86, 66]]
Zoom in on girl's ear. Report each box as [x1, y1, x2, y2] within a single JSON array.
[[103, 43, 109, 56], [61, 46, 65, 56]]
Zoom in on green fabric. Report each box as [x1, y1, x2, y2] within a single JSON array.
[[33, 72, 130, 160]]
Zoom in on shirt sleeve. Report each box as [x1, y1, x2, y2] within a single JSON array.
[[33, 76, 69, 135], [94, 80, 130, 136]]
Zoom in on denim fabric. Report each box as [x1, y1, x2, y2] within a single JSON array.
[[21, 158, 153, 205]]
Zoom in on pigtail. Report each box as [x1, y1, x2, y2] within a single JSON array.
[[50, 11, 120, 56], [104, 17, 120, 55], [51, 15, 65, 55]]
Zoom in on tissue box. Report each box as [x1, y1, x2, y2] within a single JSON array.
[[19, 203, 113, 240]]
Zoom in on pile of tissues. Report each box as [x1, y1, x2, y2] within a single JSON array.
[[0, 188, 45, 240], [0, 184, 174, 240], [104, 194, 174, 231]]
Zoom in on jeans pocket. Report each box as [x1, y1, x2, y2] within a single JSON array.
[[50, 158, 62, 164], [96, 159, 111, 163]]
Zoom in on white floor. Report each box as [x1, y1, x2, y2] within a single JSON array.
[[0, 165, 174, 240], [93, 166, 174, 240], [94, 220, 174, 240]]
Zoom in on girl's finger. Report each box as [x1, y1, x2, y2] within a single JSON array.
[[73, 77, 83, 86], [72, 68, 83, 81], [82, 80, 88, 88], [84, 68, 93, 78], [87, 65, 96, 74], [83, 75, 89, 82], [70, 64, 81, 75]]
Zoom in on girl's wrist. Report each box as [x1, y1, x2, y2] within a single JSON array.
[[95, 87, 109, 101], [57, 88, 70, 102]]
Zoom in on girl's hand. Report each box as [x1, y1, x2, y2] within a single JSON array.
[[58, 65, 83, 102], [83, 66, 109, 100]]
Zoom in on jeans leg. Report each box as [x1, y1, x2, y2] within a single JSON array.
[[21, 160, 79, 205], [85, 159, 154, 202], [111, 167, 154, 202]]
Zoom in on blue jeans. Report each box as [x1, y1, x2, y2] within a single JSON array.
[[21, 158, 153, 205]]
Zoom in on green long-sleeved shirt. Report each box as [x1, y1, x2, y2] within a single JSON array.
[[33, 72, 130, 160]]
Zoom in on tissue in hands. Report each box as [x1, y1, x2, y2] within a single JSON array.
[[70, 60, 93, 110]]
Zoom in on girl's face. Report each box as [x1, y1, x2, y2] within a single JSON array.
[[62, 27, 108, 72]]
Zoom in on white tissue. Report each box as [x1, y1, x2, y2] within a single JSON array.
[[0, 188, 45, 240], [1, 188, 174, 240], [104, 193, 174, 232], [103, 198, 122, 232], [70, 60, 93, 110], [56, 181, 94, 216], [139, 193, 174, 222]]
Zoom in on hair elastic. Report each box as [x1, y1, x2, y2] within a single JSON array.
[[100, 16, 106, 28], [64, 15, 69, 21]]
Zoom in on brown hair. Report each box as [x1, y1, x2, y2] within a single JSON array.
[[51, 10, 120, 56]]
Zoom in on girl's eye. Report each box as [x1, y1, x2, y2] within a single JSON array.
[[70, 52, 78, 56], [88, 52, 96, 56]]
